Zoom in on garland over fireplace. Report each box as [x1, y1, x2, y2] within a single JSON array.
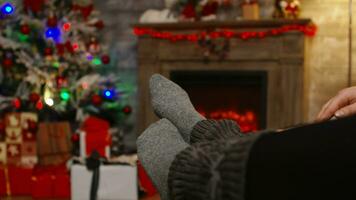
[[136, 19, 311, 133]]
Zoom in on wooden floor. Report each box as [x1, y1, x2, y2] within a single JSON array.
[[4, 194, 160, 200]]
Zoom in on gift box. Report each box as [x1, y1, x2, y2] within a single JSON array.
[[31, 164, 71, 198], [2, 113, 38, 167], [80, 116, 111, 158], [37, 122, 72, 166], [0, 166, 33, 197], [71, 164, 138, 200], [242, 1, 260, 20], [0, 143, 6, 165]]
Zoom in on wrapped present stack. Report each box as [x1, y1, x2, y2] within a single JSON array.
[[0, 113, 72, 198]]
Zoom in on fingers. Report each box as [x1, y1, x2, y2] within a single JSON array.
[[316, 87, 356, 122], [334, 103, 356, 118]]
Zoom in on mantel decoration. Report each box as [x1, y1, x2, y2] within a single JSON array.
[[134, 23, 317, 42], [172, 0, 233, 21], [241, 0, 260, 20], [134, 23, 317, 60], [273, 0, 301, 19]]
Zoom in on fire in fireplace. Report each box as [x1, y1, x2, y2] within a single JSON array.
[[170, 71, 267, 133]]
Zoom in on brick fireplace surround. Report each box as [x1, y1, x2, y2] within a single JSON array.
[[136, 19, 311, 133]]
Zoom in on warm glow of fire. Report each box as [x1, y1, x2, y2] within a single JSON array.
[[198, 110, 259, 133]]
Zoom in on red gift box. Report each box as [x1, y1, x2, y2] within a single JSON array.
[[31, 164, 70, 198], [0, 167, 6, 196], [137, 161, 157, 197], [0, 166, 33, 197], [81, 116, 112, 158]]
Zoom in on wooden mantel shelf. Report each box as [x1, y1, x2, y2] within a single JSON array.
[[133, 19, 312, 30]]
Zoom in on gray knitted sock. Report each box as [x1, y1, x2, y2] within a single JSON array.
[[149, 74, 205, 143], [137, 119, 189, 200], [168, 134, 263, 200]]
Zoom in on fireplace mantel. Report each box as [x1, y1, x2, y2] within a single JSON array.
[[137, 19, 311, 133], [134, 19, 311, 30]]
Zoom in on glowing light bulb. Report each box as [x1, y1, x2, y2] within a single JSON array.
[[1, 3, 15, 15], [60, 89, 71, 101], [45, 98, 54, 106], [103, 89, 115, 100], [62, 22, 71, 32]]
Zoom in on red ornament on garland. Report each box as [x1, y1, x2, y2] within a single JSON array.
[[13, 98, 21, 109], [20, 24, 31, 35], [2, 58, 13, 69], [101, 55, 110, 64], [91, 94, 103, 106], [29, 93, 40, 103], [122, 105, 132, 115]]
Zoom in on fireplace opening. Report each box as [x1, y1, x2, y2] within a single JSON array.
[[170, 71, 267, 133]]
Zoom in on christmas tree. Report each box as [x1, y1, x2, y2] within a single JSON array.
[[0, 0, 133, 124]]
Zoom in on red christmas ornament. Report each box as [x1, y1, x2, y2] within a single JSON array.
[[71, 133, 80, 143], [65, 41, 74, 54], [2, 58, 13, 69], [13, 98, 21, 109], [23, 0, 45, 13], [35, 100, 43, 110], [72, 4, 94, 20], [181, 4, 196, 19], [91, 94, 103, 106], [20, 24, 31, 35], [94, 20, 105, 29], [44, 47, 53, 56], [29, 93, 40, 103], [122, 105, 132, 114], [72, 43, 79, 51], [56, 76, 66, 87], [56, 43, 65, 55], [101, 55, 110, 64], [201, 1, 219, 16], [47, 16, 58, 27]]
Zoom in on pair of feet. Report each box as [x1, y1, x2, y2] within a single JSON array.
[[137, 74, 244, 200]]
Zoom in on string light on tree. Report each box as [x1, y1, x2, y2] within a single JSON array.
[[62, 22, 71, 32], [1, 2, 15, 15], [45, 98, 54, 106], [102, 89, 116, 100], [60, 89, 71, 101], [45, 27, 61, 41]]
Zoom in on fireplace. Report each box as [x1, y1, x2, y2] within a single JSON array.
[[136, 20, 309, 133], [170, 71, 267, 132]]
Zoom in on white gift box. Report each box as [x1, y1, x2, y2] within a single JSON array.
[[71, 164, 138, 200]]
